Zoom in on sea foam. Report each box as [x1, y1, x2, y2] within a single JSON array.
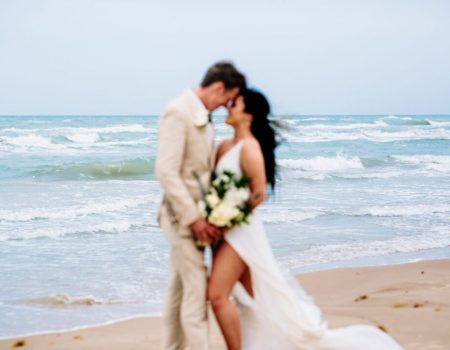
[[31, 158, 155, 180], [298, 120, 388, 130], [0, 197, 150, 223], [65, 132, 100, 144], [14, 294, 134, 307], [0, 134, 62, 149], [392, 154, 450, 173], [279, 154, 364, 172], [286, 128, 450, 143], [356, 204, 450, 217], [0, 222, 139, 241], [280, 228, 450, 270]]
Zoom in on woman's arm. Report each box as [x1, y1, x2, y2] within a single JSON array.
[[240, 139, 266, 209]]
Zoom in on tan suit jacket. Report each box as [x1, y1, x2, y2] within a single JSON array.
[[156, 89, 215, 229], [155, 90, 215, 349]]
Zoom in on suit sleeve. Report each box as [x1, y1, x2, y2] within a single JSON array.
[[155, 107, 201, 227]]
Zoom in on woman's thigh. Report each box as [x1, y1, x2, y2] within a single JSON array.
[[209, 241, 247, 298]]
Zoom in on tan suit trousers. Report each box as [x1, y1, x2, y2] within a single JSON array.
[[160, 207, 209, 350]]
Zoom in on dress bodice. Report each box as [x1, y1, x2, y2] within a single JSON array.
[[215, 140, 244, 176]]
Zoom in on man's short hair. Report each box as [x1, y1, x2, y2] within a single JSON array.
[[200, 61, 246, 91]]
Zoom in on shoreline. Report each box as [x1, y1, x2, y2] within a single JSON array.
[[0, 313, 159, 342], [2, 253, 447, 340], [1, 259, 449, 349]]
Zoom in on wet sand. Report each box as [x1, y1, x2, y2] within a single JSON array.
[[1, 259, 448, 350]]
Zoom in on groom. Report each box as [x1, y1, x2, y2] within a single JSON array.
[[156, 62, 246, 350]]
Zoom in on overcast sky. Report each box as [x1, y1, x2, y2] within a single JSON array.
[[1, 0, 449, 115]]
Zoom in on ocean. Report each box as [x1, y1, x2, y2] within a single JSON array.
[[1, 114, 449, 338]]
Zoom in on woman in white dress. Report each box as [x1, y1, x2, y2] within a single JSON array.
[[207, 89, 403, 350]]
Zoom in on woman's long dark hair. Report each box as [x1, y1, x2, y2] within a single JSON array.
[[241, 88, 278, 189]]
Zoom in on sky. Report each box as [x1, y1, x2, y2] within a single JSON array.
[[1, 0, 449, 115]]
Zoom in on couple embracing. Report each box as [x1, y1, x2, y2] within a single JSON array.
[[155, 62, 402, 350]]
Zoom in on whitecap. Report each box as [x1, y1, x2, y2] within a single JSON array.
[[298, 120, 388, 131], [382, 115, 412, 121], [299, 117, 331, 122], [0, 220, 147, 241], [425, 119, 450, 127], [279, 154, 364, 172], [54, 124, 151, 134], [334, 170, 403, 179], [279, 228, 450, 269], [356, 204, 450, 217], [261, 210, 323, 223], [286, 128, 450, 143], [0, 134, 62, 149], [292, 173, 329, 181], [1, 127, 40, 133], [13, 294, 136, 307], [392, 154, 450, 173], [0, 197, 150, 223], [65, 132, 100, 144]]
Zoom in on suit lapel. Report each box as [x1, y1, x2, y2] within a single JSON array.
[[209, 122, 216, 171], [181, 91, 212, 168]]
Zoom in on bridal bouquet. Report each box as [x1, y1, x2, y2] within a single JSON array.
[[194, 170, 252, 250], [198, 170, 252, 228]]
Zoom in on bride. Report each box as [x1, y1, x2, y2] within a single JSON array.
[[207, 89, 403, 350]]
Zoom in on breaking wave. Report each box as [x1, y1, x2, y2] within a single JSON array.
[[31, 158, 154, 180], [13, 294, 136, 308], [355, 204, 450, 217], [0, 197, 150, 222], [279, 154, 364, 172], [286, 128, 450, 143], [280, 229, 450, 270], [392, 154, 450, 173]]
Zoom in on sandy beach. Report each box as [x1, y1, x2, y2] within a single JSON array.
[[1, 259, 448, 350]]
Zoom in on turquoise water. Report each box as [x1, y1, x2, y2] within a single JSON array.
[[1, 114, 449, 337]]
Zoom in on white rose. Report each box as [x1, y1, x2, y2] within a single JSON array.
[[221, 173, 231, 183], [224, 186, 250, 206], [197, 200, 207, 218], [237, 187, 250, 202], [223, 187, 240, 205], [208, 202, 240, 227], [212, 178, 220, 187], [193, 111, 209, 127], [206, 190, 221, 208]]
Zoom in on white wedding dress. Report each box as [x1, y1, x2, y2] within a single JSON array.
[[215, 140, 403, 350]]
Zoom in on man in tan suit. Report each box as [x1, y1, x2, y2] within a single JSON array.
[[156, 62, 246, 350]]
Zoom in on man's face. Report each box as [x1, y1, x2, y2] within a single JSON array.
[[208, 83, 239, 111]]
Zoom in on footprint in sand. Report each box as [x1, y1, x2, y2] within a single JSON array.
[[354, 294, 369, 302], [12, 339, 27, 348], [393, 301, 428, 308]]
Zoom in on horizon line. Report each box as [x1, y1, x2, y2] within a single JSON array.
[[1, 113, 450, 117]]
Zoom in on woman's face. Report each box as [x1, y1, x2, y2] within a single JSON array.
[[225, 96, 252, 127]]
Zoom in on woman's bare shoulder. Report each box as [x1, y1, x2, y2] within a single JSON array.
[[240, 138, 264, 171], [242, 137, 260, 147], [241, 138, 262, 156]]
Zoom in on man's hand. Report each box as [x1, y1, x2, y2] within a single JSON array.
[[190, 218, 223, 243]]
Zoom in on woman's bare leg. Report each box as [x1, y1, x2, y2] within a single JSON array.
[[239, 266, 254, 297], [208, 241, 251, 350]]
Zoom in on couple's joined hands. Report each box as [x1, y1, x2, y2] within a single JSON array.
[[190, 218, 223, 244]]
